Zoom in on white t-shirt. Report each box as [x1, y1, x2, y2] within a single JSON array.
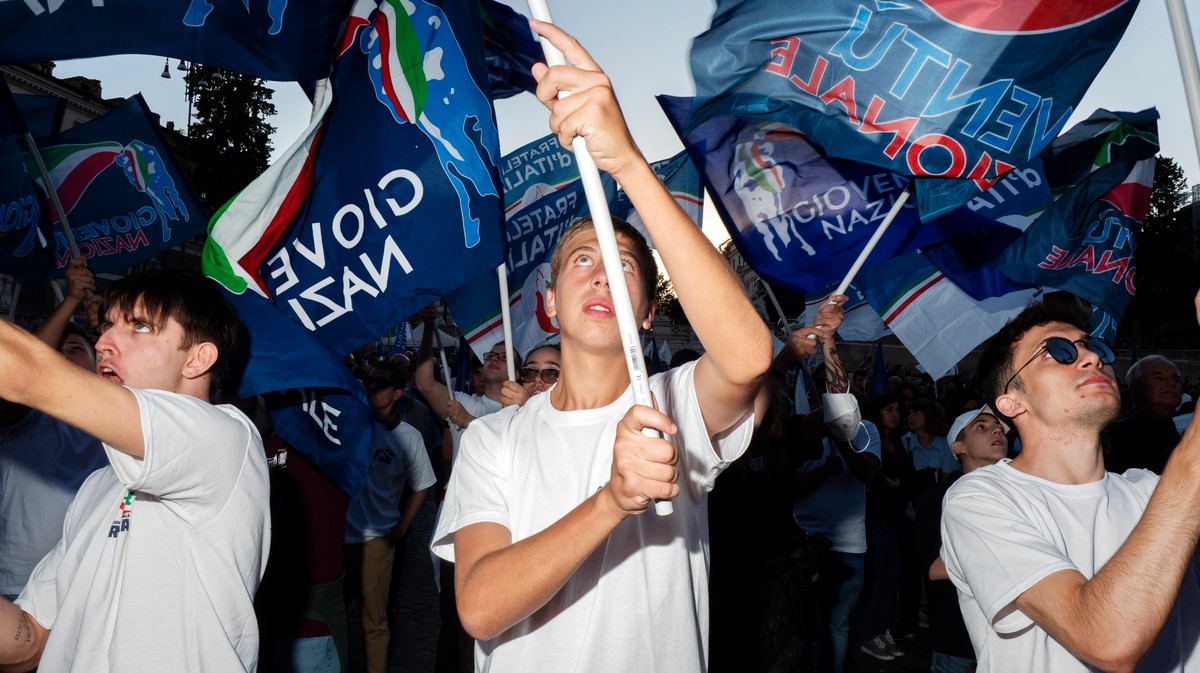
[[431, 361, 752, 673], [942, 460, 1200, 673], [792, 421, 881, 553], [0, 410, 107, 596], [345, 418, 437, 543], [447, 390, 503, 460], [16, 388, 271, 673]]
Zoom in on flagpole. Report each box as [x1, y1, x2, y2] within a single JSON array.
[[20, 133, 81, 260], [1167, 0, 1200, 171], [833, 185, 912, 297], [497, 264, 516, 380], [760, 279, 792, 337], [431, 321, 454, 394], [527, 0, 671, 516]]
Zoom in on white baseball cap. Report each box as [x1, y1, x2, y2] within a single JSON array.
[[948, 405, 1010, 445]]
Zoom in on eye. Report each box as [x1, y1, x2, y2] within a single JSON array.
[[133, 322, 151, 333], [574, 253, 593, 266], [621, 258, 634, 273]]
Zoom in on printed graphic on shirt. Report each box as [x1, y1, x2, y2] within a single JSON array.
[[108, 490, 135, 538]]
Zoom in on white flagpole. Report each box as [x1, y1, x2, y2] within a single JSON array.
[[497, 264, 516, 380], [526, 0, 671, 515], [431, 322, 454, 394], [1167, 0, 1200, 172], [833, 186, 912, 296]]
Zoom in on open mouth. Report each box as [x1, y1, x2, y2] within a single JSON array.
[[98, 366, 124, 385]]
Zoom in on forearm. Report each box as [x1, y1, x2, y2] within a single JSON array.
[[621, 162, 770, 388], [1020, 448, 1200, 670], [395, 488, 428, 538], [0, 599, 46, 671], [31, 293, 81, 350], [822, 341, 848, 394], [413, 357, 449, 413], [456, 487, 626, 640], [839, 442, 878, 483]]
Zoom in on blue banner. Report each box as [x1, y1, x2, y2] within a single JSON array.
[[995, 109, 1159, 322], [0, 83, 51, 279], [0, 0, 353, 82], [688, 0, 1138, 218], [27, 95, 207, 276]]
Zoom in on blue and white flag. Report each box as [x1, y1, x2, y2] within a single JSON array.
[[687, 0, 1138, 218]]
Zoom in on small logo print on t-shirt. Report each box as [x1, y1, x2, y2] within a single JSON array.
[[108, 491, 135, 538]]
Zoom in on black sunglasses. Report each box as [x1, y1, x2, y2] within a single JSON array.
[[1004, 336, 1115, 393], [520, 367, 560, 385]]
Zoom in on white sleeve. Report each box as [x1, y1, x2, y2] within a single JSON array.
[[104, 389, 260, 525], [658, 361, 754, 499], [397, 423, 437, 491], [941, 482, 1077, 633], [430, 409, 516, 563]]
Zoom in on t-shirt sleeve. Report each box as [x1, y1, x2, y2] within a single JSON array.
[[398, 423, 437, 491], [941, 481, 1077, 633], [430, 409, 515, 563], [104, 389, 259, 525], [660, 361, 754, 499], [454, 391, 502, 419]]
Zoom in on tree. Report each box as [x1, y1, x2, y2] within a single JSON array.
[[1148, 155, 1188, 222], [184, 64, 276, 212]]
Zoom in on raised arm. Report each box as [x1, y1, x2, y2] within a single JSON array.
[[31, 258, 93, 350], [412, 310, 450, 418], [753, 297, 846, 422], [530, 19, 771, 438]]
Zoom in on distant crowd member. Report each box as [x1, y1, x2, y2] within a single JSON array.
[[0, 269, 270, 672], [0, 259, 107, 602], [520, 344, 560, 397], [1106, 354, 1183, 474], [942, 299, 1200, 672], [345, 361, 436, 673], [432, 20, 771, 672], [917, 407, 1007, 673]]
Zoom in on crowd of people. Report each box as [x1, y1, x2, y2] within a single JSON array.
[[2, 19, 1200, 673]]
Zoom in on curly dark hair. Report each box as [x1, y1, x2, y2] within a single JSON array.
[[974, 301, 1089, 423]]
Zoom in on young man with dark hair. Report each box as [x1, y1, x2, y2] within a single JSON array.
[[431, 21, 770, 672], [0, 268, 270, 673], [941, 295, 1200, 672]]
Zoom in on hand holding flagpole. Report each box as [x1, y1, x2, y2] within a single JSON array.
[[526, 1, 671, 516]]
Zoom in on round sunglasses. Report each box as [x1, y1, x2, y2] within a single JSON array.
[[520, 367, 560, 385], [1004, 336, 1115, 393]]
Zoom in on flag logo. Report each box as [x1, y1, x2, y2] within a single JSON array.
[[919, 0, 1130, 34]]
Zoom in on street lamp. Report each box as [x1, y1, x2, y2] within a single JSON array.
[[160, 58, 171, 79]]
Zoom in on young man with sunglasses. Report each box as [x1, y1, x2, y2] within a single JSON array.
[[940, 298, 1200, 672], [430, 20, 770, 673]]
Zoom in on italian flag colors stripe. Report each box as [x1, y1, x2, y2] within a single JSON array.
[[376, 0, 427, 124]]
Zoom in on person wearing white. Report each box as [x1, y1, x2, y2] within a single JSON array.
[[431, 21, 770, 673], [941, 297, 1200, 673], [0, 269, 270, 673]]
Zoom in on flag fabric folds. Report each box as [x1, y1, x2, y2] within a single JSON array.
[[800, 284, 888, 343], [687, 0, 1139, 218], [202, 0, 504, 493], [28, 95, 207, 276], [0, 85, 51, 279], [995, 109, 1158, 323], [0, 0, 354, 82], [446, 133, 702, 362], [479, 0, 541, 99], [858, 251, 1041, 379]]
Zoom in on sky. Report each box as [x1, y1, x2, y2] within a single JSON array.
[[49, 0, 1200, 245]]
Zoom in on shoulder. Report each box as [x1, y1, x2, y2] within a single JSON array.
[[460, 402, 524, 451]]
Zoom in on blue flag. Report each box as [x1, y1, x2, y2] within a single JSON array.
[[995, 109, 1159, 324], [480, 0, 541, 99], [688, 0, 1138, 218], [0, 0, 353, 82], [0, 83, 51, 279], [660, 94, 1004, 295], [13, 94, 66, 140], [203, 0, 504, 490], [24, 95, 207, 276]]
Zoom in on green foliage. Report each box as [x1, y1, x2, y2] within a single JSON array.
[[184, 64, 276, 211]]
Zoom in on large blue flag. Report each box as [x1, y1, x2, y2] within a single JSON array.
[[687, 0, 1138, 218], [203, 0, 504, 491], [480, 0, 541, 99], [0, 85, 51, 279], [24, 95, 207, 276], [660, 94, 1004, 295], [995, 108, 1158, 324], [0, 0, 353, 82]]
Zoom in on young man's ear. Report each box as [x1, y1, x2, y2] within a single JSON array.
[[183, 342, 220, 380], [545, 286, 557, 319], [641, 301, 658, 330], [994, 393, 1021, 422], [950, 439, 967, 458]]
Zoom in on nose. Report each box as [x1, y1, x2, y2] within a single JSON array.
[[1075, 341, 1104, 370], [94, 331, 113, 359], [589, 264, 609, 287]]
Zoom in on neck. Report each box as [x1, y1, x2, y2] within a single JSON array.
[[482, 379, 506, 403], [1008, 422, 1105, 484], [373, 407, 398, 425], [550, 341, 630, 411], [915, 430, 932, 444]]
